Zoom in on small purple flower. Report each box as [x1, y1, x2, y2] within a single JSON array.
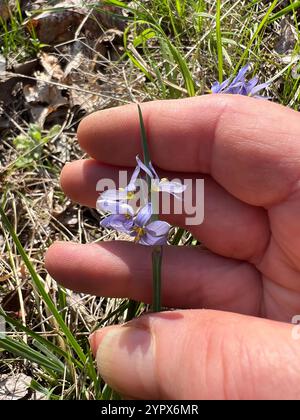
[[97, 199, 134, 216], [97, 156, 174, 245], [100, 202, 170, 245], [101, 213, 134, 233], [136, 156, 186, 199], [130, 203, 170, 245], [100, 201, 135, 233], [98, 156, 186, 217], [98, 164, 141, 209], [211, 64, 269, 98]]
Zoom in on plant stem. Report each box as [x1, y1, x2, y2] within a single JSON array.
[[138, 104, 162, 312], [216, 0, 223, 83]]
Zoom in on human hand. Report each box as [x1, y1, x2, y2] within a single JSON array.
[[45, 95, 300, 399]]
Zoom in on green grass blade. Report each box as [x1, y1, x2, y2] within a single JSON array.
[[269, 1, 300, 22], [235, 0, 279, 71], [172, 227, 185, 245], [216, 0, 223, 83], [165, 39, 195, 97], [32, 340, 66, 370], [0, 337, 64, 374], [30, 379, 59, 400], [0, 308, 83, 368], [126, 20, 195, 97], [0, 205, 88, 368], [138, 104, 150, 167]]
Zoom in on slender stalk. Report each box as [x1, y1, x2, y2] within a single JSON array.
[[234, 0, 279, 72], [138, 104, 162, 312], [216, 0, 223, 83], [138, 104, 151, 192], [0, 205, 89, 368]]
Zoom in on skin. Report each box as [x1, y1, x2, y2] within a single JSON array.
[[45, 95, 300, 400]]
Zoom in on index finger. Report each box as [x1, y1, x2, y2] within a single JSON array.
[[78, 95, 300, 207]]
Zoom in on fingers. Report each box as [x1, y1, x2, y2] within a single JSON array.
[[89, 310, 300, 399], [45, 241, 261, 314], [60, 159, 269, 262], [78, 95, 300, 207]]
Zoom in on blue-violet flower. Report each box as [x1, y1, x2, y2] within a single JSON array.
[[211, 64, 269, 98], [97, 156, 185, 245]]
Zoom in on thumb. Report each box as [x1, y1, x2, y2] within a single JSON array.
[[89, 310, 300, 400]]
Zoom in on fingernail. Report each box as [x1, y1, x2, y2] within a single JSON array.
[[89, 326, 116, 357], [93, 325, 156, 397], [88, 331, 98, 357]]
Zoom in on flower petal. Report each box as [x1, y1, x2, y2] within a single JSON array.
[[136, 156, 154, 178], [249, 81, 269, 97], [126, 164, 140, 192], [230, 64, 250, 86], [211, 64, 268, 98], [139, 233, 167, 246], [159, 180, 186, 195], [101, 188, 129, 201], [101, 214, 133, 233], [239, 85, 248, 96], [245, 76, 259, 93], [211, 81, 221, 93], [211, 78, 230, 93], [146, 220, 170, 237], [148, 161, 160, 179], [97, 198, 134, 215], [138, 221, 170, 245], [135, 202, 152, 227], [225, 81, 244, 94]]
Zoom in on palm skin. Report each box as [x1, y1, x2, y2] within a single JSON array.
[[46, 95, 300, 399]]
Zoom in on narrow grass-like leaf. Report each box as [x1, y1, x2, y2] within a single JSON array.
[[125, 300, 141, 322], [235, 0, 279, 71], [138, 105, 162, 312], [101, 383, 121, 400], [138, 104, 150, 166], [0, 308, 82, 368], [0, 205, 88, 370], [30, 379, 59, 400], [172, 227, 185, 245], [269, 1, 300, 22], [32, 340, 66, 370], [0, 337, 64, 374], [124, 26, 154, 80], [165, 39, 195, 96], [103, 0, 132, 10], [216, 0, 223, 83], [163, 0, 179, 38], [125, 20, 195, 96]]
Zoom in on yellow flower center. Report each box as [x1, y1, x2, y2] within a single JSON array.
[[134, 226, 145, 242], [118, 188, 135, 200], [151, 178, 168, 192], [151, 184, 160, 192], [127, 191, 135, 199]]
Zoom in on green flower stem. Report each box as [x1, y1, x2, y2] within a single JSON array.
[[138, 104, 151, 192], [138, 104, 162, 312]]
